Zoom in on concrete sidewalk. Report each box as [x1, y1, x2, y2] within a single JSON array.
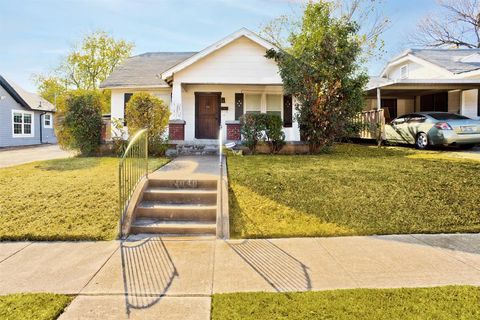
[[1, 234, 480, 319], [0, 144, 75, 168]]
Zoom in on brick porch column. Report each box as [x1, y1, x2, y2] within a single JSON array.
[[225, 120, 241, 141], [169, 120, 185, 141]]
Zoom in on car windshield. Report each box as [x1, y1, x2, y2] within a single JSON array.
[[427, 113, 470, 120]]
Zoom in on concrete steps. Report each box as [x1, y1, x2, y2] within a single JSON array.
[[129, 178, 218, 237]]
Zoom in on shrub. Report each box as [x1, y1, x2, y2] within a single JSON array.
[[240, 114, 265, 154], [56, 90, 103, 155], [240, 113, 285, 154], [125, 92, 170, 156], [264, 114, 285, 153]]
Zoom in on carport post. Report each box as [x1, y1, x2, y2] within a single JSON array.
[[376, 88, 381, 110]]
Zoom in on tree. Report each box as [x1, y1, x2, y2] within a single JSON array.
[[56, 91, 103, 155], [261, 0, 389, 60], [125, 92, 171, 155], [34, 31, 133, 112], [412, 0, 480, 48], [266, 1, 368, 153]]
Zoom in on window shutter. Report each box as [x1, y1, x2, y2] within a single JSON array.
[[283, 95, 293, 127], [124, 93, 133, 125], [235, 93, 244, 120]]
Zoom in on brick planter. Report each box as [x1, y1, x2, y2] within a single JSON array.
[[169, 120, 185, 141], [226, 121, 241, 141]]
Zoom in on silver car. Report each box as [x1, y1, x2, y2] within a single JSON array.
[[385, 112, 480, 149]]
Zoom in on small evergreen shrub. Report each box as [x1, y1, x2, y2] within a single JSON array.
[[56, 90, 103, 155], [125, 92, 170, 156], [240, 113, 285, 154]]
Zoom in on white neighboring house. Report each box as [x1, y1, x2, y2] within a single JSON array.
[[366, 49, 480, 122], [100, 28, 300, 143], [0, 75, 56, 148]]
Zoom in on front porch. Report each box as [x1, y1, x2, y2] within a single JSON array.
[[167, 83, 300, 143]]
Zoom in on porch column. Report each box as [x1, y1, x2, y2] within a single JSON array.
[[376, 88, 381, 110], [171, 82, 183, 119]]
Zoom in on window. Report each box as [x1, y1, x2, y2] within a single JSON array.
[[420, 92, 448, 112], [124, 93, 133, 125], [44, 114, 52, 128], [12, 110, 34, 137], [400, 65, 408, 79], [245, 94, 261, 114], [266, 94, 282, 118]]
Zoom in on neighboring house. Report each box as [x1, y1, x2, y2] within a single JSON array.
[[0, 75, 56, 148], [100, 28, 300, 142], [366, 49, 480, 122]]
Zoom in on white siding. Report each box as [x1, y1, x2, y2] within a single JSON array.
[[387, 61, 447, 80], [174, 36, 282, 85], [461, 89, 479, 119]]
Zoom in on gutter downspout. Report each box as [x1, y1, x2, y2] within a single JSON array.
[[40, 112, 46, 144]]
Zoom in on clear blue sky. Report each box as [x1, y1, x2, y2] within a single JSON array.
[[0, 0, 436, 92]]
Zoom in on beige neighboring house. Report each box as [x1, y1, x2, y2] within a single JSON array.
[[366, 49, 480, 123], [100, 28, 300, 143]]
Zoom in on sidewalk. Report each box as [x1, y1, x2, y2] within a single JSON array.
[[1, 234, 479, 319]]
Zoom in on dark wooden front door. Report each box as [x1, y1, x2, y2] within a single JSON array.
[[195, 92, 220, 139]]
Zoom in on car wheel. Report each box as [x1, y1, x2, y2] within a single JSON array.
[[415, 132, 429, 150]]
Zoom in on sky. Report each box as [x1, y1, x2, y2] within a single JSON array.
[[0, 0, 437, 92]]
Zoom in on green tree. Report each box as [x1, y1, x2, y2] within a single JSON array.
[[125, 92, 171, 155], [34, 31, 133, 113], [56, 91, 103, 155], [266, 1, 368, 153]]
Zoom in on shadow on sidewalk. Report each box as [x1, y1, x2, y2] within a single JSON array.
[[229, 239, 311, 292], [120, 237, 178, 316]]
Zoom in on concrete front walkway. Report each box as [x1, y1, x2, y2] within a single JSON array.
[[0, 144, 75, 168], [1, 234, 480, 319]]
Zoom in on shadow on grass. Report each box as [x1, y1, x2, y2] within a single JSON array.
[[229, 239, 311, 292], [120, 237, 178, 315], [34, 157, 103, 171]]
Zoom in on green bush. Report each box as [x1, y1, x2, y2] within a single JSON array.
[[125, 92, 170, 156], [56, 90, 103, 155], [264, 114, 285, 153], [240, 113, 285, 154]]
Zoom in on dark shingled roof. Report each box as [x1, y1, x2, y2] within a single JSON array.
[[100, 52, 197, 88], [409, 49, 480, 74]]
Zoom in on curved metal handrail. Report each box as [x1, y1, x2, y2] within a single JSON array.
[[118, 128, 148, 237]]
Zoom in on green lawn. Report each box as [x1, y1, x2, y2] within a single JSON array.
[[212, 286, 480, 320], [228, 144, 480, 238], [0, 293, 72, 320], [0, 157, 168, 241]]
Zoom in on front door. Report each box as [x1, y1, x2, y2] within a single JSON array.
[[195, 92, 220, 139]]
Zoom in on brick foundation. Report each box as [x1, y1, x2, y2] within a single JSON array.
[[226, 121, 241, 141], [169, 120, 185, 141]]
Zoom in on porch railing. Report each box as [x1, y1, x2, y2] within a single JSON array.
[[352, 109, 385, 143], [118, 129, 148, 235]]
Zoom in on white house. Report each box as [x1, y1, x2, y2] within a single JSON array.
[[366, 49, 480, 122], [100, 28, 300, 143]]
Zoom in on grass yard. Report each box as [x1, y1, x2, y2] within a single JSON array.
[[0, 293, 72, 320], [228, 144, 480, 238], [0, 157, 168, 241], [211, 286, 480, 320]]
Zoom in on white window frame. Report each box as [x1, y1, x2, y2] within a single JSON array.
[[243, 91, 284, 120], [400, 65, 409, 79], [266, 93, 283, 119], [43, 113, 53, 128], [12, 109, 35, 138]]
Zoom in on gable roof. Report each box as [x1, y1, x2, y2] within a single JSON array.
[[99, 52, 197, 89], [383, 48, 480, 76], [0, 75, 55, 112], [160, 28, 277, 80]]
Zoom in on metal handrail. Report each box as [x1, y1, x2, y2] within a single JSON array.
[[118, 128, 148, 236]]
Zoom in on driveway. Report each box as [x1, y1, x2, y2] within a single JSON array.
[[0, 144, 75, 168]]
